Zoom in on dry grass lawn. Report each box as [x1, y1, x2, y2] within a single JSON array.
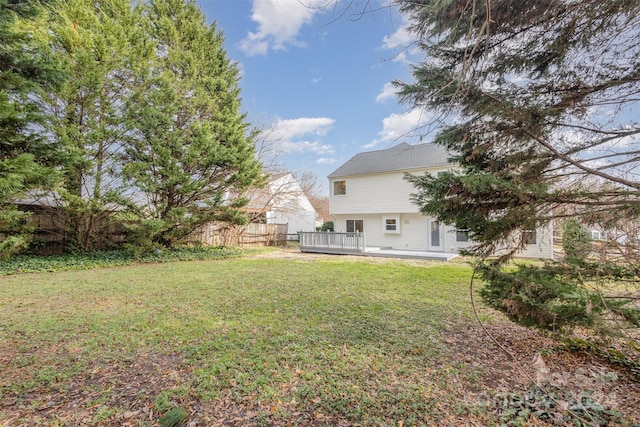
[[1, 248, 638, 426]]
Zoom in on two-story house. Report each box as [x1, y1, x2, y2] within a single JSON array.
[[327, 142, 554, 259]]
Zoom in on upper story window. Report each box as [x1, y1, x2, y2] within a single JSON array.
[[333, 180, 346, 195]]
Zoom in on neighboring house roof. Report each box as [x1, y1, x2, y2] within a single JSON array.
[[15, 195, 63, 208], [328, 142, 451, 178]]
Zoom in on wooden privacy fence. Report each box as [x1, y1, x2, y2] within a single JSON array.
[[189, 222, 289, 247], [16, 206, 126, 255], [299, 231, 366, 254], [23, 208, 69, 255], [4, 204, 290, 253]]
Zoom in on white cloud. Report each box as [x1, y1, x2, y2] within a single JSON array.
[[280, 140, 334, 155], [238, 33, 270, 56], [268, 117, 336, 155], [273, 117, 334, 139], [375, 82, 397, 103], [380, 13, 418, 63], [310, 67, 323, 84], [240, 0, 336, 56], [317, 157, 338, 165], [382, 22, 412, 50], [365, 108, 429, 148]]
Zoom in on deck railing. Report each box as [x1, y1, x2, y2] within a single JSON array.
[[299, 231, 366, 254]]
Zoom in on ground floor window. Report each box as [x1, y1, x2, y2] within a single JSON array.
[[383, 215, 400, 233], [346, 219, 364, 233], [456, 229, 470, 242], [523, 230, 537, 244]]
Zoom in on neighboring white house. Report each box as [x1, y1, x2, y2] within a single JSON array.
[[327, 142, 554, 259], [245, 172, 318, 237]]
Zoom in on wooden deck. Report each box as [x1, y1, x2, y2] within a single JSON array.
[[299, 232, 457, 261], [299, 231, 366, 254]]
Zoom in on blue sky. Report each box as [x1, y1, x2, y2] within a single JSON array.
[[194, 0, 427, 191]]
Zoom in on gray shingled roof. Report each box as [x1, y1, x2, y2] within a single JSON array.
[[328, 142, 451, 178]]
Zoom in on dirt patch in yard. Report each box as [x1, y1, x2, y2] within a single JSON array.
[[2, 322, 638, 426], [0, 344, 189, 426], [248, 246, 452, 266], [442, 321, 640, 424]]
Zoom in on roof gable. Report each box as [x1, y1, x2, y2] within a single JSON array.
[[328, 142, 451, 178], [244, 172, 316, 214]]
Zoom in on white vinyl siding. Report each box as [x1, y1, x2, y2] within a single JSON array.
[[333, 214, 427, 250], [330, 168, 448, 215], [517, 223, 554, 259], [333, 214, 553, 258], [329, 165, 554, 259]]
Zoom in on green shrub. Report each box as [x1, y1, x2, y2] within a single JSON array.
[[0, 246, 251, 275], [479, 261, 595, 330], [123, 219, 169, 256], [562, 219, 592, 262], [479, 260, 639, 332], [320, 221, 334, 232], [0, 235, 30, 260]]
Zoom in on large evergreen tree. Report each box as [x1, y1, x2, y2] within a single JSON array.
[[48, 0, 151, 251], [123, 0, 262, 247], [0, 0, 66, 257], [400, 0, 640, 331]]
